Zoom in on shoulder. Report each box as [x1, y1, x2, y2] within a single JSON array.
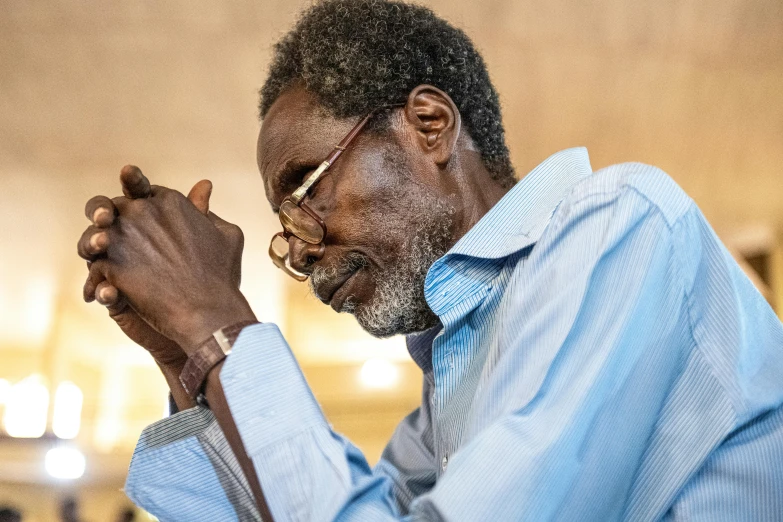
[[561, 162, 694, 230], [526, 162, 700, 272]]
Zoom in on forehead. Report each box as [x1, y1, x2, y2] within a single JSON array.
[[257, 87, 354, 192]]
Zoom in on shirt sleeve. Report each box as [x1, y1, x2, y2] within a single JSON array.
[[125, 405, 255, 521], [219, 323, 407, 522], [664, 404, 783, 521], [124, 325, 437, 522]]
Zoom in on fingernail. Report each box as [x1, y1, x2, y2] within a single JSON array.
[[93, 207, 110, 225], [98, 286, 111, 304], [90, 232, 107, 250]]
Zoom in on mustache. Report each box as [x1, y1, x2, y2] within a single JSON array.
[[309, 251, 369, 297]]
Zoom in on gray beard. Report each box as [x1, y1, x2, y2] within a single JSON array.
[[310, 197, 454, 338]]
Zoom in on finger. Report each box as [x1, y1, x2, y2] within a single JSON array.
[[94, 280, 120, 307], [91, 272, 130, 316], [187, 179, 213, 215], [86, 262, 128, 314], [105, 291, 131, 318], [83, 262, 105, 302], [84, 258, 112, 302], [120, 165, 152, 199], [77, 225, 109, 260], [84, 196, 116, 228]]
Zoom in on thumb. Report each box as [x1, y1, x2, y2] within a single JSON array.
[[187, 179, 213, 215]]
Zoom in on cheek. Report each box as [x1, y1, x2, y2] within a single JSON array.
[[328, 185, 409, 257], [321, 143, 418, 264], [322, 174, 403, 244]]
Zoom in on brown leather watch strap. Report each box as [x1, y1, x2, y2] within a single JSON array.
[[179, 320, 259, 399]]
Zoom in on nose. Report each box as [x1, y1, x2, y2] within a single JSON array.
[[288, 235, 325, 276]]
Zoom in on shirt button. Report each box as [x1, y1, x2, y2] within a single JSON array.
[[441, 455, 448, 471]]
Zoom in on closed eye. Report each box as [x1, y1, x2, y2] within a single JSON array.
[[274, 162, 317, 203]]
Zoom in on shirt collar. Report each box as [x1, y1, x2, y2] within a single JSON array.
[[406, 324, 442, 373], [411, 148, 592, 369], [446, 147, 592, 260]]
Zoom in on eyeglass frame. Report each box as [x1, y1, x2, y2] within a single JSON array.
[[268, 106, 401, 281]]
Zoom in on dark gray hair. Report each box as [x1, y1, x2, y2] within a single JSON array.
[[259, 0, 515, 188]]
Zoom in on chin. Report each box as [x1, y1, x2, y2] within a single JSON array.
[[348, 295, 439, 339]]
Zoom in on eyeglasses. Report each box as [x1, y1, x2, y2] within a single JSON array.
[[268, 111, 376, 281]]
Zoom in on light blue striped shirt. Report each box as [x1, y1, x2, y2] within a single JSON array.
[[125, 148, 783, 521]]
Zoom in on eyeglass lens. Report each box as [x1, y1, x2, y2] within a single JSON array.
[[279, 200, 324, 244], [269, 233, 308, 281]]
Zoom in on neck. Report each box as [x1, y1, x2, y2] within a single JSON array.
[[447, 149, 512, 246]]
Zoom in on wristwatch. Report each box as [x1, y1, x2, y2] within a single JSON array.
[[179, 320, 259, 399]]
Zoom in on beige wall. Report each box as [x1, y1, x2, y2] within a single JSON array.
[[1, 0, 782, 517]]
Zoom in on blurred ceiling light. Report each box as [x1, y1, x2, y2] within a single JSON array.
[[3, 375, 49, 438], [0, 378, 10, 405], [359, 358, 399, 389], [52, 381, 83, 439], [45, 446, 86, 480]]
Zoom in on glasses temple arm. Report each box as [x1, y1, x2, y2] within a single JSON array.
[[290, 112, 376, 205]]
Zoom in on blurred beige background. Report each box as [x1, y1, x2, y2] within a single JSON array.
[[1, 0, 782, 519]]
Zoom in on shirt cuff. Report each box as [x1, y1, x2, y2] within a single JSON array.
[[125, 406, 240, 521], [220, 322, 327, 456], [133, 403, 215, 452]]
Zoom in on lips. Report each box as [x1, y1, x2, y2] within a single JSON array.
[[328, 269, 362, 312], [313, 269, 358, 306]]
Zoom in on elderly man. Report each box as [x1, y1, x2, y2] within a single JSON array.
[[77, 0, 783, 520]]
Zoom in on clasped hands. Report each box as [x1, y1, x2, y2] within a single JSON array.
[[77, 166, 256, 375]]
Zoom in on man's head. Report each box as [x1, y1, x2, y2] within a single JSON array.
[[257, 0, 513, 337]]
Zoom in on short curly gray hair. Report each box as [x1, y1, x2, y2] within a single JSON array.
[[259, 0, 515, 188]]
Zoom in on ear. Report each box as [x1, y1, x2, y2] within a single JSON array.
[[403, 85, 462, 167]]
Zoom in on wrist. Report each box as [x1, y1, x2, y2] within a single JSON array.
[[174, 291, 256, 355], [157, 362, 197, 410], [178, 319, 257, 399]]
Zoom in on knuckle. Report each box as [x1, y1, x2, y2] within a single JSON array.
[[159, 188, 182, 204], [122, 196, 149, 217], [111, 195, 132, 213], [229, 224, 244, 240]]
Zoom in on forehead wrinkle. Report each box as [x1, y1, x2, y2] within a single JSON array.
[[259, 113, 333, 179]]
